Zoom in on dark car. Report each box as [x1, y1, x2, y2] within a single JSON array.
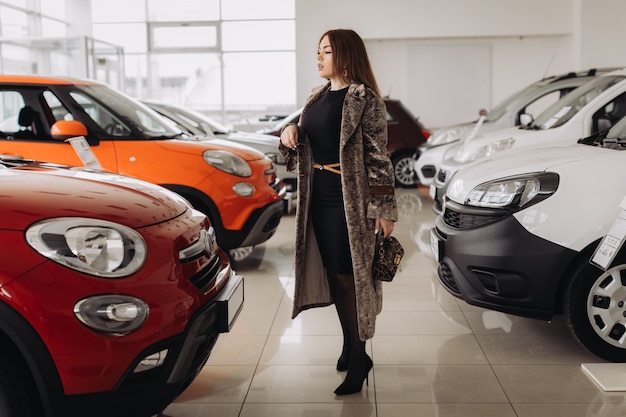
[[0, 155, 243, 416], [258, 98, 431, 188]]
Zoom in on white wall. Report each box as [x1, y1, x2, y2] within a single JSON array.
[[295, 0, 618, 128], [580, 0, 626, 69]]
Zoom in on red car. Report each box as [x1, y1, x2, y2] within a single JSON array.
[[0, 156, 243, 417], [259, 98, 431, 188]]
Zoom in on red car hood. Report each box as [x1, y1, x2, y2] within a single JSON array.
[[0, 161, 189, 230]]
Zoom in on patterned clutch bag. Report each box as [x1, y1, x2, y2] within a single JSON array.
[[373, 234, 404, 282]]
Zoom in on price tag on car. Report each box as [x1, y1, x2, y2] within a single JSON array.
[[66, 136, 103, 170], [591, 196, 626, 270]]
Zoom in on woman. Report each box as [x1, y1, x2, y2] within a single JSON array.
[[279, 29, 398, 395]]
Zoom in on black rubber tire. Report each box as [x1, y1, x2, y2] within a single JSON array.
[[391, 151, 418, 188], [0, 351, 42, 417], [563, 254, 626, 362]]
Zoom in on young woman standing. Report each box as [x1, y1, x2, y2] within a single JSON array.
[[279, 28, 398, 395]]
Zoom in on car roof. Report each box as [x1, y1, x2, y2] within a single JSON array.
[[533, 67, 623, 87], [0, 74, 100, 86]]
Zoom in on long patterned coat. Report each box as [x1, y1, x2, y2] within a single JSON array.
[[279, 82, 398, 341]]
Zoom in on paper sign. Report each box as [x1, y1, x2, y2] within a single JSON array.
[[591, 208, 626, 270], [65, 136, 102, 170]]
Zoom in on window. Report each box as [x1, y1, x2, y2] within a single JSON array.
[[69, 90, 131, 137], [222, 21, 295, 51], [221, 0, 294, 20], [0, 90, 25, 132], [93, 23, 147, 53], [147, 0, 219, 21], [150, 24, 219, 50], [90, 0, 296, 125], [0, 6, 28, 37], [91, 0, 145, 23], [43, 90, 72, 121]]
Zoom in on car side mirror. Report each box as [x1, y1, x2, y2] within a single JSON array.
[[519, 113, 533, 126], [51, 120, 88, 141]]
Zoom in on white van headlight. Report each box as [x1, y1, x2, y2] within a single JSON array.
[[465, 172, 559, 209], [428, 126, 467, 147], [454, 138, 516, 163]]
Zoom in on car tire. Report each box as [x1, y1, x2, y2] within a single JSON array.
[[564, 251, 626, 362], [391, 151, 418, 188], [0, 351, 42, 417]]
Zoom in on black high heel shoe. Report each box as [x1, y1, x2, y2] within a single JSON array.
[[333, 355, 373, 395]]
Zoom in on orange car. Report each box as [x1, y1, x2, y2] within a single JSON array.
[[0, 75, 285, 250]]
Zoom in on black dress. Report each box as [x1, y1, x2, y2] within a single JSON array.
[[302, 87, 353, 274]]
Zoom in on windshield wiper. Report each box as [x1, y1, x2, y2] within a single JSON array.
[[149, 133, 185, 140], [578, 129, 608, 146], [601, 137, 626, 147]]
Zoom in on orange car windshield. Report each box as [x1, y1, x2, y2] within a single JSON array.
[[70, 85, 185, 139]]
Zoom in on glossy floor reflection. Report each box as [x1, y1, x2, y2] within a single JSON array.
[[159, 188, 622, 417]]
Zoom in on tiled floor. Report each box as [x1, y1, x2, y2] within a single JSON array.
[[158, 187, 622, 417]]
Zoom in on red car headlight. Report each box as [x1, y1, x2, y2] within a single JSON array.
[[25, 218, 147, 278]]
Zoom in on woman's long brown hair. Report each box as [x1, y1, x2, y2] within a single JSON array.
[[320, 29, 381, 97]]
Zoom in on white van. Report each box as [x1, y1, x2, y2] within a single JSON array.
[[430, 116, 626, 362], [430, 68, 626, 212], [415, 68, 617, 187]]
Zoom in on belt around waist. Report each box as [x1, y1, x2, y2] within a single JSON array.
[[313, 162, 341, 175]]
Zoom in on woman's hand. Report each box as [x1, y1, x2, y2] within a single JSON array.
[[375, 218, 395, 238], [280, 124, 299, 150]]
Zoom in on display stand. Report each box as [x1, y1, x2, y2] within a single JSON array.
[[581, 363, 626, 391]]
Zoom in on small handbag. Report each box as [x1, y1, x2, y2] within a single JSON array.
[[372, 233, 404, 282]]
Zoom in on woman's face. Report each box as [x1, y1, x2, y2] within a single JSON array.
[[317, 35, 336, 80]]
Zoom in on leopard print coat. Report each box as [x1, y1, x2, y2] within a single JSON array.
[[279, 82, 398, 341]]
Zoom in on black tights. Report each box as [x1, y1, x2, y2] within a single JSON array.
[[327, 272, 368, 380]]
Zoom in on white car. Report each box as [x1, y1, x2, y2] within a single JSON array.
[[430, 115, 626, 362], [415, 68, 617, 187], [430, 68, 626, 212]]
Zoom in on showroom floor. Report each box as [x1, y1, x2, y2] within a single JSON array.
[[158, 187, 621, 417]]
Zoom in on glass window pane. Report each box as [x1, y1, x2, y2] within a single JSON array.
[[147, 0, 220, 21], [221, 0, 294, 20], [69, 90, 132, 137], [147, 53, 222, 111], [43, 91, 72, 122], [122, 54, 149, 99], [91, 0, 145, 23], [41, 0, 66, 20], [0, 91, 26, 132], [1, 0, 26, 8], [0, 7, 28, 37], [222, 21, 294, 51], [42, 18, 67, 37], [93, 23, 147, 53], [224, 52, 295, 108], [152, 25, 217, 49]]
